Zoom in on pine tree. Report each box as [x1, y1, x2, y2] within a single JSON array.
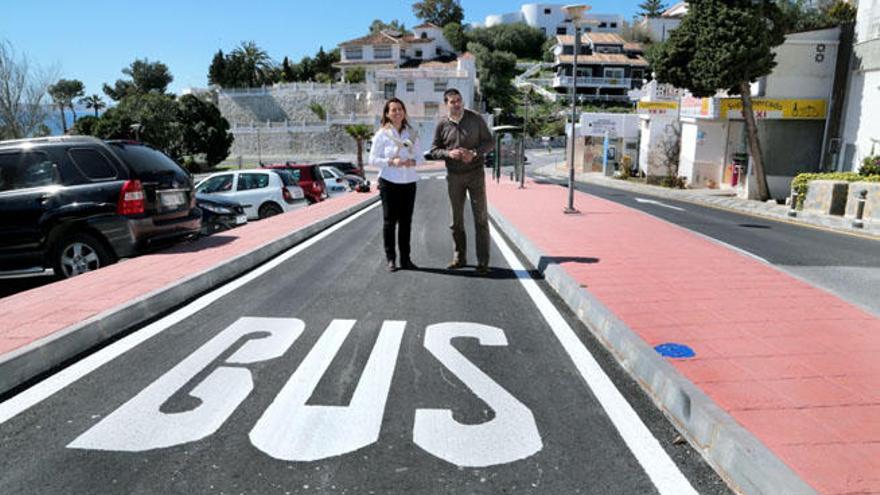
[[208, 50, 227, 87], [638, 0, 666, 17]]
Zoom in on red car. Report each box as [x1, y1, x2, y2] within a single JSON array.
[[263, 162, 327, 204]]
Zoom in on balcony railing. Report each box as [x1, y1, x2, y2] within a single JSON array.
[[553, 76, 633, 88]]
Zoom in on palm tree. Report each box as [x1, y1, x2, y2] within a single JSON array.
[[79, 94, 106, 117], [232, 41, 275, 87], [345, 124, 374, 170]]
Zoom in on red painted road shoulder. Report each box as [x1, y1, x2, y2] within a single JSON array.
[[487, 176, 880, 495]]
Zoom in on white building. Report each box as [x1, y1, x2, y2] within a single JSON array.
[[637, 2, 687, 43], [840, 0, 880, 171], [550, 33, 648, 102], [336, 23, 455, 81], [482, 3, 623, 37]]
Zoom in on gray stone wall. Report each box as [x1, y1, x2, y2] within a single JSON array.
[[230, 124, 372, 160], [218, 83, 371, 125]]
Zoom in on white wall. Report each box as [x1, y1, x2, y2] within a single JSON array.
[[759, 28, 839, 99], [679, 119, 728, 187], [641, 17, 681, 43], [839, 0, 880, 171]]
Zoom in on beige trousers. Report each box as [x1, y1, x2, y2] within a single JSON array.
[[447, 168, 489, 266]]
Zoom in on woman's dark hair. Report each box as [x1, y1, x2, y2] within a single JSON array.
[[381, 98, 411, 131]]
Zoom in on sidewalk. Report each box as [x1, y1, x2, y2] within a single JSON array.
[[0, 191, 380, 396], [486, 175, 880, 495], [532, 162, 880, 239]]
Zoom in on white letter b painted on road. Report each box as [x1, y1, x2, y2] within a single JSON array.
[[67, 317, 303, 452]]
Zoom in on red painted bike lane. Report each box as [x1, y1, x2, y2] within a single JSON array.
[[487, 177, 880, 495]]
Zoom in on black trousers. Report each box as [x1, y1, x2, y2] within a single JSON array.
[[379, 178, 417, 262]]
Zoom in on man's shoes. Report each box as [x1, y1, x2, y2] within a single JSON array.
[[476, 264, 491, 276], [386, 260, 398, 272], [446, 259, 467, 269], [400, 259, 418, 270]]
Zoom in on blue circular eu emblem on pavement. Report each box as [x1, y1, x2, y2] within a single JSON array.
[[654, 343, 695, 359]]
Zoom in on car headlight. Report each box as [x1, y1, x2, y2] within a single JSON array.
[[201, 203, 233, 214]]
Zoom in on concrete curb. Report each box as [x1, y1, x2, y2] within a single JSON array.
[[532, 165, 880, 239], [0, 195, 380, 397], [488, 204, 818, 495]]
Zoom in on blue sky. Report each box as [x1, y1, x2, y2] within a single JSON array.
[[1, 1, 639, 98]]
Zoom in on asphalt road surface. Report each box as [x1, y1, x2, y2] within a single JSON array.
[[527, 152, 880, 318], [0, 175, 730, 494]]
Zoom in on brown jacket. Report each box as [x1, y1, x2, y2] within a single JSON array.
[[430, 109, 495, 174]]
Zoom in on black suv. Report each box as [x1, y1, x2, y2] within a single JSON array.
[[0, 136, 201, 278]]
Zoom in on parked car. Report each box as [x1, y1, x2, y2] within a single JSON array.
[[194, 170, 306, 220], [0, 136, 201, 278], [317, 160, 364, 178], [318, 166, 351, 196], [263, 162, 327, 204], [196, 195, 247, 235]]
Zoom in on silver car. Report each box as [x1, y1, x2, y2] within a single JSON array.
[[195, 170, 306, 220]]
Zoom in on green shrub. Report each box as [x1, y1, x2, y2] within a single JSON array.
[[861, 155, 880, 176], [791, 171, 880, 209]]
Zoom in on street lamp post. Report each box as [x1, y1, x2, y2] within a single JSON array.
[[562, 4, 589, 214]]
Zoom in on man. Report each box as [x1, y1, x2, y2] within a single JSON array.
[[430, 88, 495, 275]]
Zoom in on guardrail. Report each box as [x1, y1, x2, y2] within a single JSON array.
[[553, 76, 633, 88]]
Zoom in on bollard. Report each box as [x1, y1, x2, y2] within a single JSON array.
[[852, 189, 868, 229], [788, 186, 798, 217]]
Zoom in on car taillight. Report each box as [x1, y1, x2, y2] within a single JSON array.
[[312, 183, 322, 192], [282, 186, 293, 202], [117, 180, 145, 215]]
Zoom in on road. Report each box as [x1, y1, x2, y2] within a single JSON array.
[[0, 175, 729, 494], [527, 150, 880, 317]]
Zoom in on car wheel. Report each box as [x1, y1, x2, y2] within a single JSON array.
[[53, 232, 113, 279], [258, 202, 283, 219]]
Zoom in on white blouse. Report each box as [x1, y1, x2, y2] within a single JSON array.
[[368, 125, 423, 184]]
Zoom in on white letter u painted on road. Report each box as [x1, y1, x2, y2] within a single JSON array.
[[67, 317, 303, 452], [413, 322, 543, 467], [250, 320, 405, 461]]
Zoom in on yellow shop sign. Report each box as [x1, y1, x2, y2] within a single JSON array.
[[719, 98, 827, 120], [637, 101, 679, 115]]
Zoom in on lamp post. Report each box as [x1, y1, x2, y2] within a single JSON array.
[[561, 4, 590, 213], [129, 123, 143, 142]]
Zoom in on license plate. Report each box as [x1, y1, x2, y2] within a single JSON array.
[[160, 191, 186, 208], [235, 215, 247, 225]]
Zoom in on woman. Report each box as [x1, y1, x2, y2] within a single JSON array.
[[368, 98, 423, 272]]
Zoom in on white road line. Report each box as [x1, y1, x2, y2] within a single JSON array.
[[489, 224, 698, 495], [0, 202, 383, 425], [634, 197, 686, 211]]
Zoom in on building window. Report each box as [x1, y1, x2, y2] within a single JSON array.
[[421, 32, 428, 39], [610, 22, 617, 28], [631, 69, 644, 80], [345, 47, 363, 60], [604, 68, 625, 80], [583, 27, 592, 32], [406, 81, 414, 92], [598, 22, 607, 28], [556, 26, 567, 35], [434, 81, 447, 92], [401, 49, 407, 57], [415, 49, 423, 58], [384, 82, 397, 99], [436, 47, 442, 55], [425, 102, 439, 116], [374, 45, 392, 59], [544, 8, 551, 14]]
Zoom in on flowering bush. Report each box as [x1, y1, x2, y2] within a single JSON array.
[[861, 155, 880, 176]]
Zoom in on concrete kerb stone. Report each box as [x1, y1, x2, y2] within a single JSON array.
[[488, 204, 818, 495], [0, 195, 381, 397]]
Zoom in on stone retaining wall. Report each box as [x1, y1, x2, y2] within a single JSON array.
[[844, 181, 880, 224], [803, 180, 849, 216]]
